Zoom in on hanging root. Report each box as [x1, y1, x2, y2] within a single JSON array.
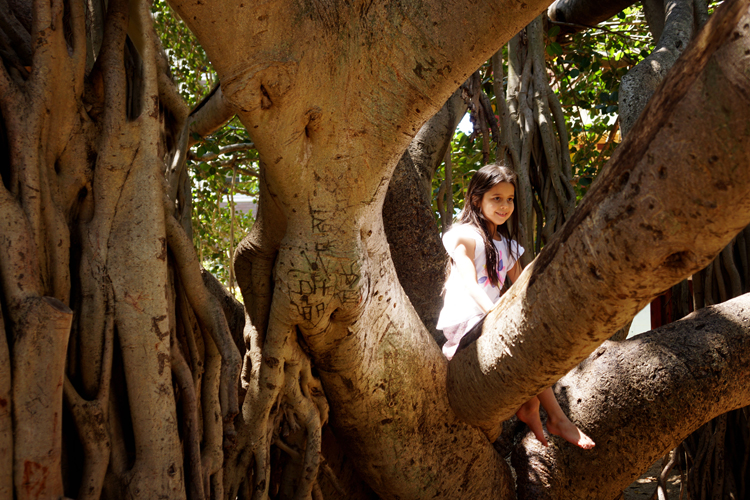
[[171, 331, 206, 500], [63, 283, 115, 500], [238, 311, 329, 500], [164, 199, 242, 432]]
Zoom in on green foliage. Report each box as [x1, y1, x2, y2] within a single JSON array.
[[153, 1, 259, 290], [152, 0, 214, 106], [548, 6, 653, 199], [433, 6, 655, 227]]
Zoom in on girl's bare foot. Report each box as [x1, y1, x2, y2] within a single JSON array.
[[546, 417, 595, 450], [516, 398, 549, 447]]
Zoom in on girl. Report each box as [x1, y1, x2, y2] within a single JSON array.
[[437, 163, 595, 450]]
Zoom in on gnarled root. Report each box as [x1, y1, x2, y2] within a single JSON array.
[[231, 313, 329, 500], [63, 284, 115, 500], [165, 203, 242, 433]]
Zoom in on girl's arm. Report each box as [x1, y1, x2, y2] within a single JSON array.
[[452, 236, 495, 314], [506, 260, 522, 285]]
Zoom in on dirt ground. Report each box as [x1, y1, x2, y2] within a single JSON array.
[[623, 458, 682, 499]]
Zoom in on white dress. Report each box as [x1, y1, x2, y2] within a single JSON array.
[[437, 224, 524, 359]]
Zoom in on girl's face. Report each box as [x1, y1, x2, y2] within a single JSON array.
[[479, 181, 514, 234]]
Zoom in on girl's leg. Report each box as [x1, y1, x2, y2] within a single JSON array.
[[538, 387, 595, 449], [515, 396, 548, 447]]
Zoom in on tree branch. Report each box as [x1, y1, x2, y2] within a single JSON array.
[[619, 0, 695, 136], [547, 0, 639, 35], [513, 293, 750, 499], [167, 85, 237, 201], [446, 0, 750, 438], [189, 142, 256, 162]]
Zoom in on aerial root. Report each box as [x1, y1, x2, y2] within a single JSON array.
[[243, 323, 329, 500], [164, 201, 242, 431], [171, 332, 206, 500], [62, 284, 115, 500]]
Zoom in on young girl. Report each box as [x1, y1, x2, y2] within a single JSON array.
[[437, 163, 595, 450]]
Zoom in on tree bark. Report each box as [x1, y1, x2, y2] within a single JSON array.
[[619, 0, 695, 136], [513, 293, 750, 499], [5, 0, 750, 496], [383, 89, 466, 340], [547, 0, 638, 33], [447, 0, 750, 438], [12, 297, 72, 500], [0, 305, 10, 500], [165, 0, 556, 497]]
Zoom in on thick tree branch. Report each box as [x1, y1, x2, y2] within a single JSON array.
[[168, 85, 236, 201], [447, 0, 750, 438], [547, 0, 639, 34], [188, 85, 236, 147], [619, 0, 695, 136], [513, 293, 750, 499], [383, 89, 465, 339]]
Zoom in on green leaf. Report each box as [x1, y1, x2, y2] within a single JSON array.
[[548, 42, 563, 56]]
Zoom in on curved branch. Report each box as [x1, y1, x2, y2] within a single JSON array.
[[513, 293, 750, 499], [619, 0, 694, 136], [547, 0, 639, 35], [383, 89, 464, 338], [447, 0, 750, 438], [188, 85, 236, 146], [168, 85, 236, 202]]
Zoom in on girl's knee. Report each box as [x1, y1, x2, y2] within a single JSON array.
[[516, 397, 540, 420]]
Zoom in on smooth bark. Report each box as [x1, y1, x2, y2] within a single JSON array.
[[163, 0, 556, 497], [619, 0, 695, 136], [12, 297, 72, 500]]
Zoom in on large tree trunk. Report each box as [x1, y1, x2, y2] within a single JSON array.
[[166, 0, 554, 497]]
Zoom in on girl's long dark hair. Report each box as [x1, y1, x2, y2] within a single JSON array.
[[456, 163, 519, 288]]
